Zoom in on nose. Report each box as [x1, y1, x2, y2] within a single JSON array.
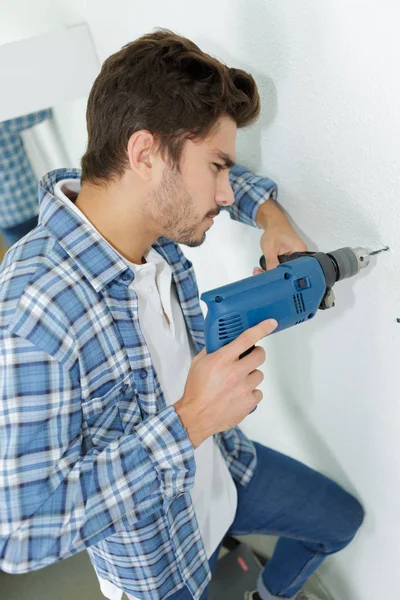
[[215, 172, 235, 207]]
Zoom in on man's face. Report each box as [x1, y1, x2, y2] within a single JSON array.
[[145, 115, 237, 247]]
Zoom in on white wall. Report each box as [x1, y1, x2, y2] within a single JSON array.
[[2, 1, 400, 598]]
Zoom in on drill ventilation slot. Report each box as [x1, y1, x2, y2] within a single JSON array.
[[218, 314, 244, 341], [293, 293, 305, 314]]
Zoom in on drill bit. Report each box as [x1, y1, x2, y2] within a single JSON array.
[[369, 246, 390, 256]]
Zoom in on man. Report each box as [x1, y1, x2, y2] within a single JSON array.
[[0, 30, 363, 600]]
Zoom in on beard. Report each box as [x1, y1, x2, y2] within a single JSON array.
[[143, 167, 213, 247]]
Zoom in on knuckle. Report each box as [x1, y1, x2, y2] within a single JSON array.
[[225, 369, 240, 388]]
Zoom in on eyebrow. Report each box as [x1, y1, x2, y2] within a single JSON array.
[[210, 150, 236, 169]]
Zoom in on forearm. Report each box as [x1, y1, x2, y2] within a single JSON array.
[[255, 198, 291, 230]]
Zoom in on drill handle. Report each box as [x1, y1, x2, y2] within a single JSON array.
[[239, 345, 257, 413], [259, 251, 315, 271], [239, 346, 255, 359]]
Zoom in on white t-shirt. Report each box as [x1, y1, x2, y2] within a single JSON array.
[[53, 180, 238, 600]]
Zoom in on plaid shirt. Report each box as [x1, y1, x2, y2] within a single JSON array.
[[0, 109, 52, 229], [0, 165, 277, 600]]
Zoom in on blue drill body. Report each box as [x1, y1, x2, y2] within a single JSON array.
[[200, 246, 372, 354], [201, 256, 326, 353]]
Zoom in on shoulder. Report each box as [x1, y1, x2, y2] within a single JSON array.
[[0, 226, 81, 365]]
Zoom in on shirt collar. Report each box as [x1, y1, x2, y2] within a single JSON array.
[[39, 168, 137, 292]]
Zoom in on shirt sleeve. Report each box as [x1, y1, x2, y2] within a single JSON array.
[[225, 163, 278, 228], [0, 332, 195, 574]]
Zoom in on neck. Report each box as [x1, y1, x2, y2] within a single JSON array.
[[74, 177, 158, 264]]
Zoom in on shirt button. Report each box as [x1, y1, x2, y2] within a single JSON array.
[[122, 273, 131, 282], [140, 369, 148, 379], [120, 384, 129, 393], [128, 310, 134, 318]]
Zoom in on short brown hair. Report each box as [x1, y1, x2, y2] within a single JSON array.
[[81, 29, 260, 184]]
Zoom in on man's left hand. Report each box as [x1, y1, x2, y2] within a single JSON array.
[[254, 200, 308, 274]]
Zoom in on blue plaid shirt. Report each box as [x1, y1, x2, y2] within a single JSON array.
[[0, 165, 277, 600], [0, 109, 52, 229]]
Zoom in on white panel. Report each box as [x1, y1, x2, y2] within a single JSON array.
[[0, 23, 100, 121]]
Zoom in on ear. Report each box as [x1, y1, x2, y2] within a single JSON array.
[[126, 130, 156, 181]]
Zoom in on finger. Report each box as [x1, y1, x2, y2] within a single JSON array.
[[222, 319, 278, 361], [261, 241, 280, 271], [237, 346, 266, 375], [247, 369, 264, 389], [252, 389, 263, 404], [264, 254, 280, 270], [249, 388, 264, 414], [295, 241, 309, 252]]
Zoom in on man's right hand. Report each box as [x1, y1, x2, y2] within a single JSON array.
[[174, 318, 278, 448]]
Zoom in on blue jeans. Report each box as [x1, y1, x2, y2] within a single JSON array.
[[169, 442, 364, 599], [0, 214, 38, 246]]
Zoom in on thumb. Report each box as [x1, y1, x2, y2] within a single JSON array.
[[264, 249, 280, 271], [261, 237, 280, 271]]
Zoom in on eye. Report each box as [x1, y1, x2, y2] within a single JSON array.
[[213, 163, 225, 172]]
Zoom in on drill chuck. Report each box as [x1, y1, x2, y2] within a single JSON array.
[[260, 246, 370, 288], [326, 247, 370, 281]]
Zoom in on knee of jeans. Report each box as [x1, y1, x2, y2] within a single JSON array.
[[349, 495, 364, 531], [334, 490, 365, 545]]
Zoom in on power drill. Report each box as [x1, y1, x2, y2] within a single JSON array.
[[201, 246, 388, 354]]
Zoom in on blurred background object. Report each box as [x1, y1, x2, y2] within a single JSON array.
[[0, 21, 99, 254], [0, 108, 55, 245]]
